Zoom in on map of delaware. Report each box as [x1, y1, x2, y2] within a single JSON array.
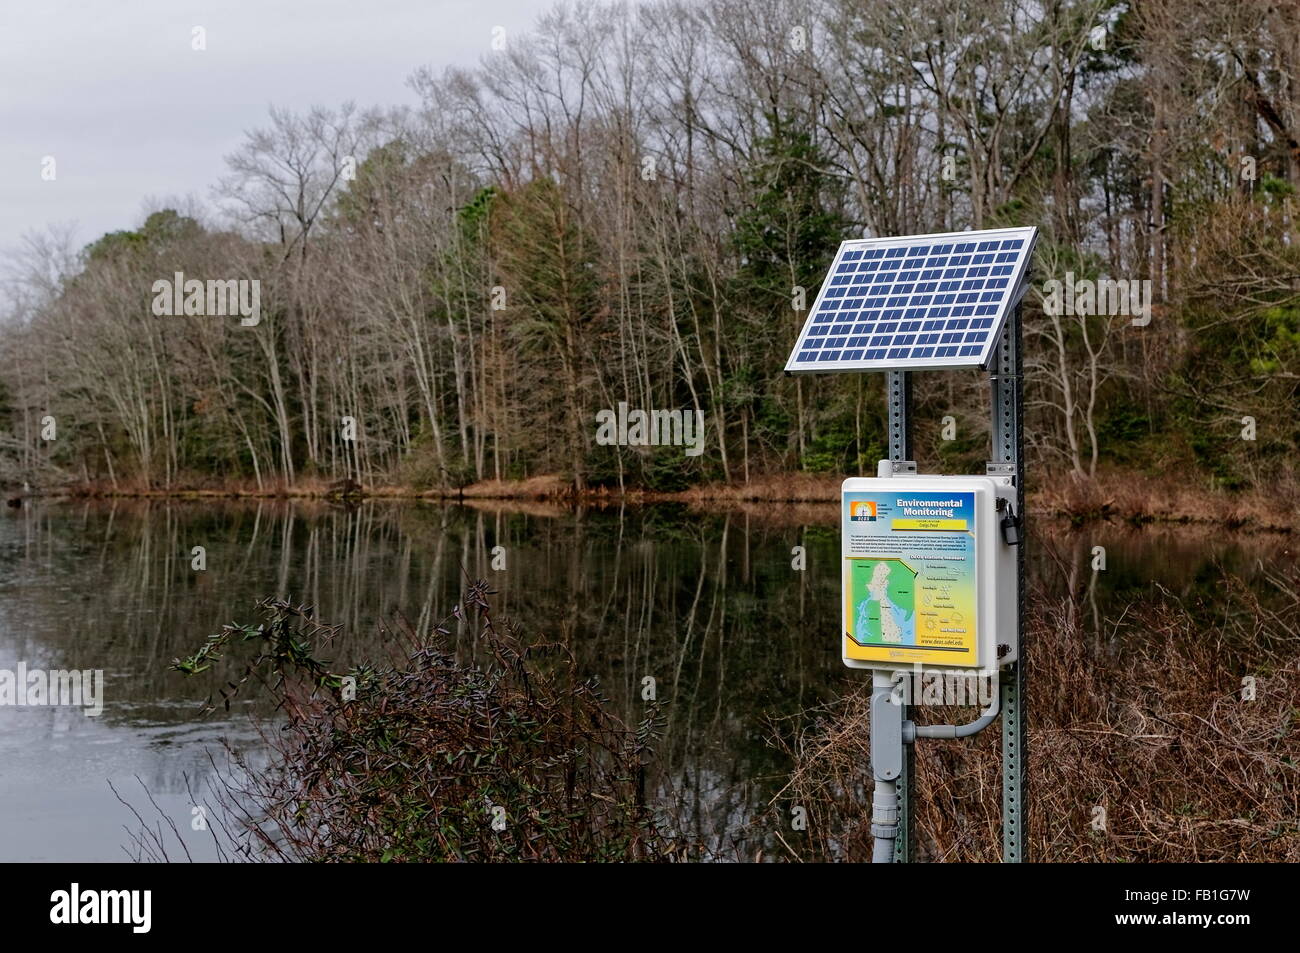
[[854, 560, 916, 645]]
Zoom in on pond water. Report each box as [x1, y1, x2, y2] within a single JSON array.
[[0, 499, 1292, 860]]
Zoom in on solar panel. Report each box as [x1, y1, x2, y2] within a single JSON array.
[[785, 226, 1037, 373]]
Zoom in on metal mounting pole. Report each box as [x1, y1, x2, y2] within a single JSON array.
[[885, 369, 914, 863], [990, 304, 1027, 862]]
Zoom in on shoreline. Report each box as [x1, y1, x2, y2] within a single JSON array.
[[7, 471, 1294, 533]]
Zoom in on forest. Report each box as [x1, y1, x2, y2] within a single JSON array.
[[2, 0, 1298, 498]]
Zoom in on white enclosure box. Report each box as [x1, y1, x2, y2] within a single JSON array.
[[841, 473, 1018, 673]]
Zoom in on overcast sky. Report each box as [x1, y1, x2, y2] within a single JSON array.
[[0, 0, 550, 271]]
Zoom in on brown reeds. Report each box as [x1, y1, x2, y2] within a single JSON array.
[[779, 572, 1300, 862], [1035, 470, 1298, 532], [40, 469, 1300, 534]]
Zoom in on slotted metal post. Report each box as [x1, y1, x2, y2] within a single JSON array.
[[886, 369, 914, 863], [991, 304, 1027, 862]]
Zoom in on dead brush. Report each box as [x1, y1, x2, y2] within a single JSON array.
[[1036, 470, 1297, 532], [163, 580, 684, 862], [778, 570, 1300, 862]]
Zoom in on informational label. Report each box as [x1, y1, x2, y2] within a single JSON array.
[[843, 491, 979, 667]]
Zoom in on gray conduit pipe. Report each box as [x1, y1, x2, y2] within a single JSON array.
[[871, 784, 898, 862], [903, 681, 1000, 741], [870, 671, 900, 863], [873, 670, 1003, 858]]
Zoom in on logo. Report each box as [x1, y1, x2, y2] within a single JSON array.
[[594, 402, 705, 457], [50, 883, 151, 933], [150, 272, 261, 326], [850, 500, 877, 521], [0, 664, 104, 716], [1040, 271, 1152, 327]]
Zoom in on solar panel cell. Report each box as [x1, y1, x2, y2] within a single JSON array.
[[785, 227, 1036, 372]]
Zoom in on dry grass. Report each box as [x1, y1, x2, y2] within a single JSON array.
[[1036, 470, 1297, 532], [779, 572, 1300, 862], [667, 473, 846, 503], [35, 468, 1299, 535], [442, 474, 574, 499], [58, 474, 346, 499], [425, 472, 848, 504]]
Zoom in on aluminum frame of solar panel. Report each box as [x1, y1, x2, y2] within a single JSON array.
[[784, 226, 1037, 374]]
